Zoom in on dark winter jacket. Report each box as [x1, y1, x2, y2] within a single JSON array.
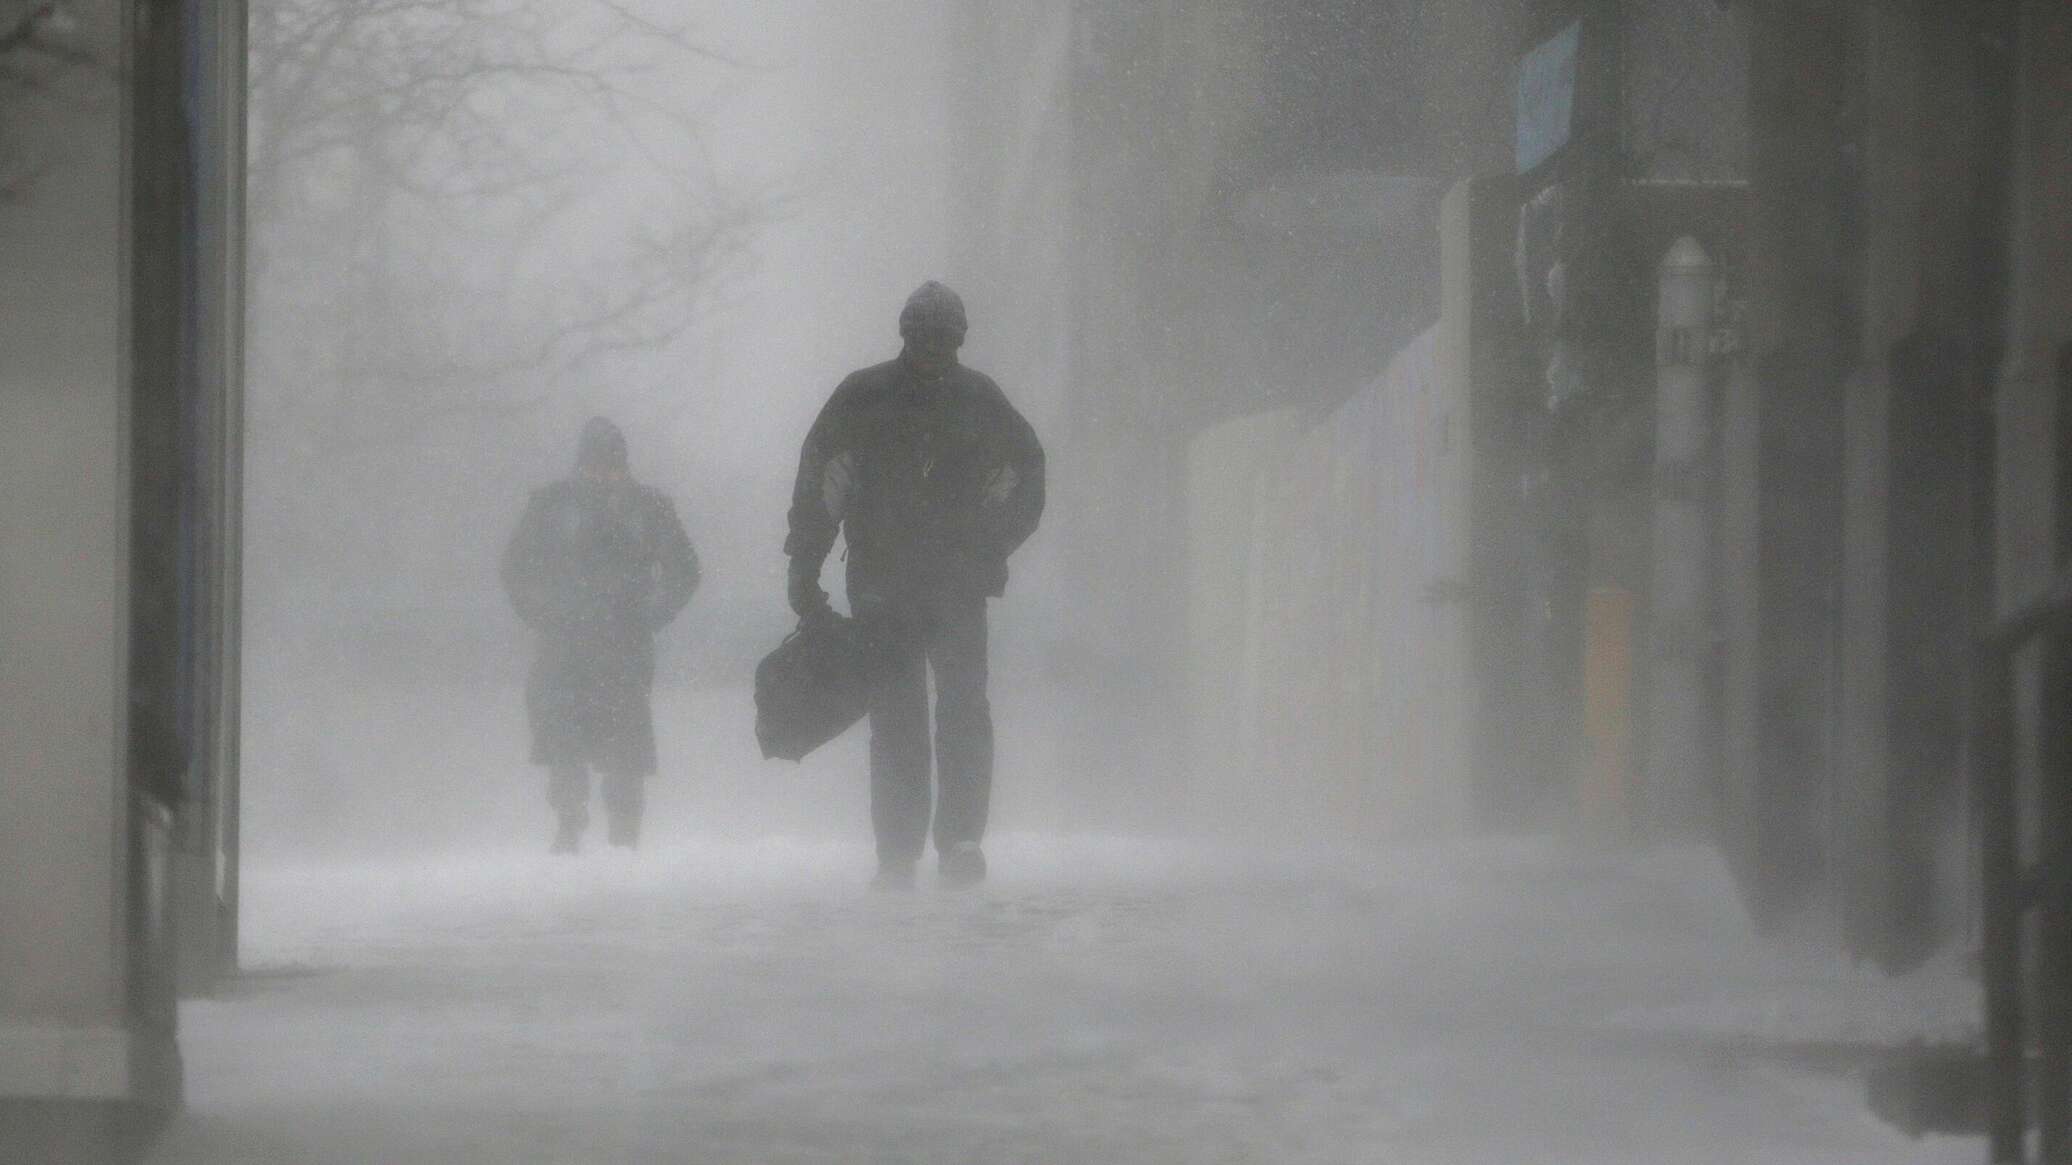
[[785, 358, 1044, 600], [502, 477, 700, 649]]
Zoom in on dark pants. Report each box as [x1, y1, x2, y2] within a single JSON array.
[[548, 762, 644, 833], [855, 591, 993, 867], [529, 632, 656, 840]]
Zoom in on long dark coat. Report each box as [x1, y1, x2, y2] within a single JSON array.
[[501, 477, 699, 775]]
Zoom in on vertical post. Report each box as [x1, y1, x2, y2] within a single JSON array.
[[170, 0, 247, 996], [1580, 585, 1635, 839], [2040, 765, 2071, 1162], [1970, 0, 2025, 1155], [2045, 350, 2072, 1165], [1648, 237, 1716, 834], [1742, 0, 1854, 924], [123, 0, 192, 1111], [1978, 641, 2027, 1162], [213, 0, 247, 983]]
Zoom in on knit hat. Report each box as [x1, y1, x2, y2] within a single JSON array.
[[898, 280, 968, 342], [575, 416, 628, 471]]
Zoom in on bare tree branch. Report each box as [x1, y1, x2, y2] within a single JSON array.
[[0, 2, 105, 203], [247, 0, 777, 450]]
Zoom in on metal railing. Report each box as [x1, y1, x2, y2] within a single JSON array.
[[1977, 570, 2072, 1163]]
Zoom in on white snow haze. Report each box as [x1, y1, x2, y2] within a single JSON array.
[[143, 3, 1986, 1162]]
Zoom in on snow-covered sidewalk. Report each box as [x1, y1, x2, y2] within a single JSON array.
[[143, 833, 1981, 1164]]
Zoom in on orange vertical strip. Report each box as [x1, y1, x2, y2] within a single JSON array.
[[1581, 586, 1636, 840]]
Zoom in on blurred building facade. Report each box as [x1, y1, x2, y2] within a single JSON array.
[[946, 0, 2072, 976], [943, 0, 1525, 830], [1706, 0, 2070, 975]]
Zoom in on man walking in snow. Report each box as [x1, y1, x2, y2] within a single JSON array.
[[503, 417, 700, 853], [784, 281, 1045, 889]]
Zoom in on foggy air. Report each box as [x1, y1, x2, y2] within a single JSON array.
[[1, 1, 2066, 1162]]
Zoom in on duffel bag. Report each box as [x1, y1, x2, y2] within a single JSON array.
[[754, 613, 882, 762]]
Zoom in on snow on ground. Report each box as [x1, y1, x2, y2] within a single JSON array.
[[144, 675, 1984, 1162], [146, 830, 1982, 1164]]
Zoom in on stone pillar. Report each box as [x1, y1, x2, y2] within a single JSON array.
[[1732, 0, 1855, 928], [1835, 0, 1946, 973], [0, 2, 178, 1159]]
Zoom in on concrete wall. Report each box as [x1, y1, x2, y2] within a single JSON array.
[[1184, 409, 1307, 832], [1177, 174, 1541, 842], [943, 1, 1530, 830], [1185, 324, 1478, 839]]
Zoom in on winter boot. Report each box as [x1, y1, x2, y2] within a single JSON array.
[[871, 860, 917, 892], [606, 811, 640, 850], [939, 841, 986, 888]]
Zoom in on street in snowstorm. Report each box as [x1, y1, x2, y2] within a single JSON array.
[[8, 2, 2070, 1162], [143, 691, 1976, 1165], [149, 840, 1975, 1164]]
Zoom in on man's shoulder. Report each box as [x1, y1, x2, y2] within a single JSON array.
[[621, 479, 679, 517], [828, 360, 1015, 413], [531, 479, 577, 506], [951, 365, 1023, 417], [834, 359, 905, 398], [812, 361, 909, 428]]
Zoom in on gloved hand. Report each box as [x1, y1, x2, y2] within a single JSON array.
[[787, 556, 831, 620]]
